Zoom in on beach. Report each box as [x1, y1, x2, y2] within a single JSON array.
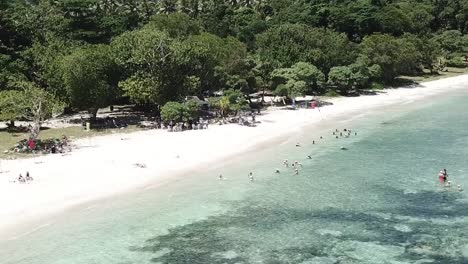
[[1, 74, 468, 237]]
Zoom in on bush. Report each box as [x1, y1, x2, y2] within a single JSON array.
[[370, 82, 385, 90], [160, 102, 190, 123], [324, 90, 339, 97], [446, 57, 466, 68]]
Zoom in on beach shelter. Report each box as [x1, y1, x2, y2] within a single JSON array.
[[294, 96, 315, 108]]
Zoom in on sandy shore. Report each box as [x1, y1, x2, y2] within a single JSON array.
[[1, 74, 468, 236]]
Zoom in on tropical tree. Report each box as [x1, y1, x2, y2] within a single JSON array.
[[61, 45, 117, 120], [271, 62, 325, 97], [0, 82, 64, 139]]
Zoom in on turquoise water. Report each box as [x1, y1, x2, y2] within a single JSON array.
[[2, 89, 468, 264]]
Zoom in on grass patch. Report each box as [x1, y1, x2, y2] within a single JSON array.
[[398, 66, 468, 84], [0, 125, 140, 159]]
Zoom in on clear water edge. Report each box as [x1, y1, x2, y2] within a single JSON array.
[[1, 86, 468, 264]]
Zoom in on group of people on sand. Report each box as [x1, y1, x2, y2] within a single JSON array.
[[438, 169, 462, 192], [15, 171, 33, 183]]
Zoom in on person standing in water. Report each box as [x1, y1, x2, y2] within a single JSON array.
[[438, 169, 448, 183]]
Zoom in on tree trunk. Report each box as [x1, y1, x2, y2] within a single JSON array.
[[89, 108, 99, 122], [30, 119, 41, 140]]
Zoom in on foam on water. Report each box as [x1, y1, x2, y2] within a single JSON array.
[[1, 88, 468, 264]]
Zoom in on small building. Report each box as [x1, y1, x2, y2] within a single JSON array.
[[294, 95, 315, 108]]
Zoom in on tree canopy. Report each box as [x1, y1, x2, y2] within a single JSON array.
[[0, 0, 467, 123]]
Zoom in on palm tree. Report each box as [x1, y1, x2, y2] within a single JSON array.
[[218, 96, 231, 117], [157, 0, 178, 14]]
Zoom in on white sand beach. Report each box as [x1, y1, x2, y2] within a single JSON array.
[[1, 74, 468, 236]]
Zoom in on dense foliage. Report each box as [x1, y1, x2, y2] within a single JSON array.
[[0, 0, 467, 123]]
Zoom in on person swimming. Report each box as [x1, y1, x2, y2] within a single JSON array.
[[294, 168, 299, 175], [219, 174, 223, 180], [457, 185, 463, 192], [275, 169, 280, 173], [307, 155, 312, 159]]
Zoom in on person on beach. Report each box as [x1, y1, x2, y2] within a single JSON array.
[[26, 171, 33, 181], [320, 136, 323, 139], [17, 174, 25, 183], [312, 140, 315, 144]]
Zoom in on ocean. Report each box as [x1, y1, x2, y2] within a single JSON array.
[[1, 86, 468, 264]]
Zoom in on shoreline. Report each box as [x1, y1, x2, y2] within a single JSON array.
[[1, 74, 468, 238]]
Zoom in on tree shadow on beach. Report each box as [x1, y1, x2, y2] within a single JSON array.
[[129, 184, 468, 264]]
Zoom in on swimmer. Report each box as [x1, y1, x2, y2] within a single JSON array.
[[312, 140, 315, 144], [344, 128, 347, 132], [445, 180, 452, 187], [249, 172, 253, 176], [294, 168, 299, 175], [249, 175, 254, 182], [333, 132, 336, 135], [336, 136, 339, 139], [296, 142, 301, 147], [340, 146, 348, 150], [340, 132, 343, 137], [219, 174, 223, 180], [457, 185, 463, 192], [320, 136, 323, 139], [275, 169, 280, 173], [355, 132, 357, 136], [298, 163, 303, 167], [307, 155, 312, 159]]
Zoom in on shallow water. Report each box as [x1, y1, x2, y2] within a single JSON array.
[[2, 88, 468, 264]]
